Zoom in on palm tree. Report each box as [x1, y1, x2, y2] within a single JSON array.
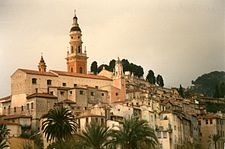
[[41, 106, 78, 142], [0, 124, 10, 149], [76, 122, 112, 149], [111, 117, 158, 149], [208, 134, 221, 149]]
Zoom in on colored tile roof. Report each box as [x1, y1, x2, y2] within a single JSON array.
[[3, 115, 32, 120], [18, 69, 58, 77], [0, 96, 11, 101], [0, 121, 21, 126], [58, 99, 76, 104], [50, 70, 112, 81], [27, 93, 57, 99]]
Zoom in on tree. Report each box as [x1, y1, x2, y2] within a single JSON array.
[[178, 85, 185, 98], [156, 75, 164, 87], [0, 124, 10, 149], [111, 117, 158, 149], [109, 59, 116, 71], [146, 70, 155, 84], [41, 107, 78, 142], [208, 134, 221, 149], [91, 61, 98, 74], [76, 122, 112, 149]]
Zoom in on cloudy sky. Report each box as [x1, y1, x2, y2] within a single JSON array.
[[0, 0, 224, 97]]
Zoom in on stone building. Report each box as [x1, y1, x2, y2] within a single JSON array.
[[0, 13, 126, 132]]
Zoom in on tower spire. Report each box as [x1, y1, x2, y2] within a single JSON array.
[[38, 54, 47, 72]]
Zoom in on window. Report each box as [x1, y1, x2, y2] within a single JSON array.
[[91, 92, 94, 96], [31, 103, 34, 109], [80, 90, 84, 95], [157, 132, 161, 138], [206, 119, 208, 124], [79, 67, 83, 73], [198, 121, 201, 125], [74, 84, 77, 87], [62, 83, 66, 86], [50, 91, 53, 95], [70, 91, 73, 94], [95, 86, 98, 89], [14, 107, 16, 112], [32, 78, 37, 84], [210, 119, 213, 124], [163, 132, 167, 138], [71, 46, 74, 53], [27, 104, 29, 110], [78, 46, 81, 53], [71, 68, 73, 72], [21, 106, 23, 111], [47, 80, 52, 85], [102, 93, 104, 96], [60, 91, 64, 95], [116, 92, 118, 96]]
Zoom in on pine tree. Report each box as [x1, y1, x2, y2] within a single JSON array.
[[146, 70, 155, 84]]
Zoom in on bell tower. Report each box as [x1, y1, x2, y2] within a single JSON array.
[[66, 11, 88, 74]]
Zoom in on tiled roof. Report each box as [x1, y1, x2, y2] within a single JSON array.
[[27, 93, 57, 99], [0, 96, 11, 101], [18, 69, 58, 77], [50, 70, 112, 81], [59, 99, 76, 104], [3, 115, 32, 120], [0, 121, 21, 126]]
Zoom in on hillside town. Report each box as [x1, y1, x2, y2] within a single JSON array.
[[0, 13, 225, 149]]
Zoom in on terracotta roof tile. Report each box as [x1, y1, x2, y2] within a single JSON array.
[[59, 99, 76, 104], [3, 115, 32, 120], [27, 93, 57, 99], [0, 96, 11, 101], [50, 70, 112, 81], [19, 69, 58, 77], [0, 121, 21, 126]]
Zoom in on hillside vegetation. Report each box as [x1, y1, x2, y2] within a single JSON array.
[[190, 71, 225, 97]]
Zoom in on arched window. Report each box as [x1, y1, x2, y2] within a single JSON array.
[[78, 46, 81, 53], [71, 46, 74, 53], [79, 67, 83, 73]]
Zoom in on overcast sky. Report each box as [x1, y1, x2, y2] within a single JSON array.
[[0, 0, 224, 97]]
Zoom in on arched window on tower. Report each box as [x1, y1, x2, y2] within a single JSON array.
[[78, 46, 81, 53], [79, 67, 83, 73], [71, 46, 74, 53]]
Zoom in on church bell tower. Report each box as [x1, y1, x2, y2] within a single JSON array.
[[66, 11, 88, 74]]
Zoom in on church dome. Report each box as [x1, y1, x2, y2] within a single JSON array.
[[70, 26, 81, 32]]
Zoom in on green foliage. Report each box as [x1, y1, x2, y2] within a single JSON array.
[[76, 122, 112, 149], [178, 84, 185, 98], [205, 102, 225, 113], [208, 134, 221, 149], [146, 70, 155, 84], [90, 61, 98, 74], [190, 71, 225, 97], [156, 75, 164, 87], [111, 117, 158, 149], [93, 58, 145, 78], [0, 139, 9, 149], [109, 59, 116, 71], [214, 82, 225, 98], [41, 106, 78, 142], [0, 124, 10, 149]]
